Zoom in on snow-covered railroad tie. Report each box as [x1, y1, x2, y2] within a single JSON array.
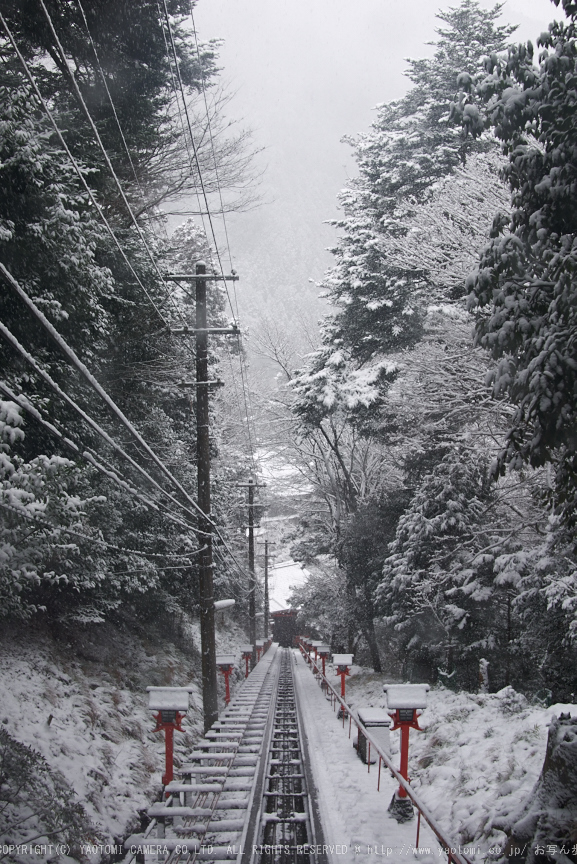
[[124, 645, 280, 863]]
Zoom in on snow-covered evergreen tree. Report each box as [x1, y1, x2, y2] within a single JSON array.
[[452, 3, 577, 529]]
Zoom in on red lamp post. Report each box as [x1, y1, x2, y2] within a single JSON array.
[[332, 653, 354, 699], [241, 645, 253, 679], [384, 684, 429, 822], [255, 639, 264, 662], [317, 644, 330, 677], [147, 687, 190, 787], [311, 640, 323, 663], [216, 653, 236, 706]]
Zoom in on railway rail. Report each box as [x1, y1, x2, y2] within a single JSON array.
[[124, 647, 324, 864], [249, 649, 326, 864], [124, 643, 475, 864]]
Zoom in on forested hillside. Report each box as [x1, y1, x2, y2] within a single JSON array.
[[0, 0, 258, 625], [272, 0, 577, 700]]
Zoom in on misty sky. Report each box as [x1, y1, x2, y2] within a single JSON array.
[[191, 0, 564, 329]]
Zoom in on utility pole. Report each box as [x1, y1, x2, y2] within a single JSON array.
[[195, 261, 218, 732], [236, 477, 265, 666], [256, 539, 273, 641], [247, 477, 256, 649], [166, 263, 239, 733], [263, 539, 269, 640]]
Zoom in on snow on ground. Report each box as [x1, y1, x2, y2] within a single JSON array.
[[2, 625, 572, 864], [310, 660, 577, 862], [295, 650, 438, 864], [0, 616, 250, 860]]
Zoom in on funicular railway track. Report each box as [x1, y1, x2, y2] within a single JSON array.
[[249, 649, 325, 864], [125, 644, 474, 864], [125, 647, 323, 864]]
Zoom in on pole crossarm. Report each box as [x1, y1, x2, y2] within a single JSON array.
[[165, 273, 239, 282], [171, 327, 240, 335], [178, 380, 224, 388], [234, 483, 267, 489]]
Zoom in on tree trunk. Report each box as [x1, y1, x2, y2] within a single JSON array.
[[364, 616, 382, 673], [346, 578, 356, 654]]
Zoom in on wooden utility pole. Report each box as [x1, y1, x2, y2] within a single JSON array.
[[264, 539, 269, 640], [166, 264, 239, 733], [195, 261, 218, 732], [236, 477, 265, 666], [247, 477, 256, 648]]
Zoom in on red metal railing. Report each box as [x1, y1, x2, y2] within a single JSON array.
[[298, 641, 473, 864]]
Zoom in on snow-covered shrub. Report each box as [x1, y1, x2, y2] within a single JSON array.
[[0, 401, 111, 619]]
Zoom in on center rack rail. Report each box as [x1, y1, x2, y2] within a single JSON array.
[[249, 648, 326, 864]]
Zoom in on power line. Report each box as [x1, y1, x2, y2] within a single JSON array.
[[160, 0, 225, 283], [0, 316, 205, 532], [3, 9, 263, 589], [187, 5, 259, 476], [0, 11, 170, 328], [38, 0, 179, 310], [0, 294, 208, 533], [75, 0, 143, 194], [0, 500, 204, 561], [189, 4, 234, 273], [152, 9, 264, 583], [0, 262, 257, 582], [0, 336, 254, 593], [0, 379, 202, 535]]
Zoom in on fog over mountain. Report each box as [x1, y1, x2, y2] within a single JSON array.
[[190, 0, 559, 337]]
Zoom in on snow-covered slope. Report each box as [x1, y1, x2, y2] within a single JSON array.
[[0, 615, 249, 860], [340, 665, 575, 858]]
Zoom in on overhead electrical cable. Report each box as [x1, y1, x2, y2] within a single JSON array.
[[0, 264, 257, 579], [160, 5, 255, 475], [189, 4, 234, 272], [75, 0, 143, 194], [160, 0, 224, 269], [156, 0, 196, 187], [0, 314, 205, 532], [0, 500, 205, 561], [37, 0, 182, 313], [155, 7, 269, 589], [0, 379, 202, 534], [0, 10, 267, 607], [187, 5, 259, 477], [0, 11, 170, 327]]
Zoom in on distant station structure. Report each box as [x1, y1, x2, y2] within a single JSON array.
[[268, 558, 310, 646]]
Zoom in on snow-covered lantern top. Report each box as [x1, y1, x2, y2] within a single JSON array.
[[147, 686, 190, 725], [214, 599, 235, 611], [383, 684, 429, 725], [216, 653, 236, 671], [332, 653, 354, 674], [255, 639, 265, 647], [240, 644, 253, 657], [317, 644, 330, 657]]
